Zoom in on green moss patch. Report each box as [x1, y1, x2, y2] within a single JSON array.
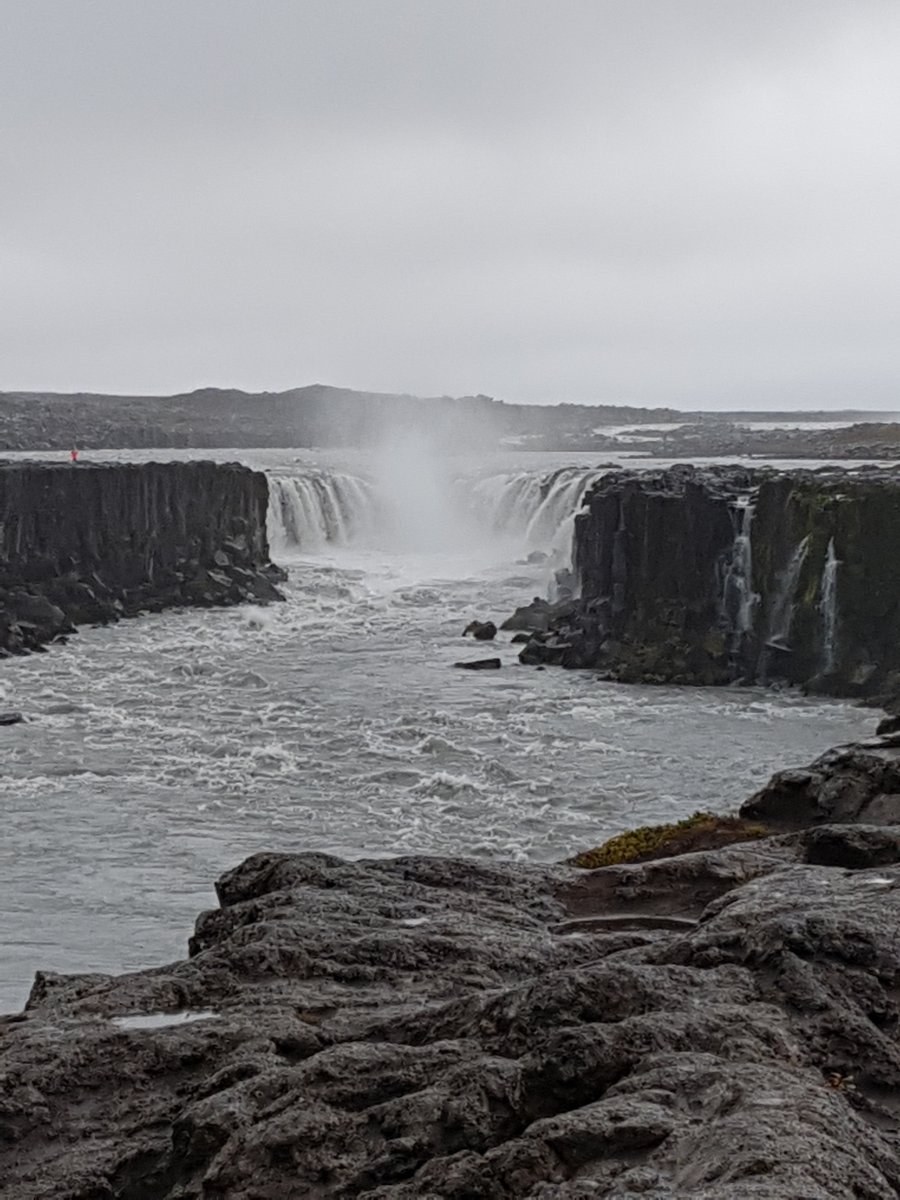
[[568, 811, 771, 869]]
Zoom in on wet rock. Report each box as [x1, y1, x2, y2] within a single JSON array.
[[510, 632, 531, 644], [741, 741, 900, 828], [501, 596, 575, 633], [5, 844, 900, 1198], [0, 710, 23, 725], [464, 620, 498, 641], [519, 635, 572, 666], [801, 824, 900, 869], [454, 658, 502, 670]]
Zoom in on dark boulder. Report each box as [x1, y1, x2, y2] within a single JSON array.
[[501, 597, 575, 633], [0, 710, 23, 725], [463, 620, 498, 641], [877, 714, 900, 736], [801, 824, 900, 869], [741, 739, 900, 828], [454, 658, 502, 670]]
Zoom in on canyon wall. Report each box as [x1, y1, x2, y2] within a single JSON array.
[[524, 465, 900, 702], [0, 460, 283, 655]]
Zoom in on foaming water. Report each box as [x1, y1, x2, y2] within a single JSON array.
[[0, 448, 879, 1011]]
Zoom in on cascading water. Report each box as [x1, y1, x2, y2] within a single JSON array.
[[767, 535, 810, 647], [720, 497, 758, 655], [819, 537, 840, 674], [267, 471, 375, 554], [467, 466, 610, 558], [265, 461, 610, 569]]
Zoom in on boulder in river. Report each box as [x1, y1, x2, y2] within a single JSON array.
[[463, 620, 498, 641], [453, 657, 502, 670]]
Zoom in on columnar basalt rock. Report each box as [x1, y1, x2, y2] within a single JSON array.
[[518, 464, 900, 700], [0, 460, 284, 655]]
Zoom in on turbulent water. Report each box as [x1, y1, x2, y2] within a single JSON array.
[[0, 448, 877, 1011]]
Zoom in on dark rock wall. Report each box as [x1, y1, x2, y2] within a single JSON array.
[[750, 473, 900, 698], [0, 461, 283, 654], [537, 465, 900, 699]]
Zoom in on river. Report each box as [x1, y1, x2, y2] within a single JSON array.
[[0, 448, 879, 1011]]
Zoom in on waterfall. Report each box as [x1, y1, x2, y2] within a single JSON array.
[[265, 462, 609, 563], [467, 466, 609, 557], [720, 498, 758, 650], [267, 471, 375, 553], [819, 538, 840, 674], [767, 535, 810, 647]]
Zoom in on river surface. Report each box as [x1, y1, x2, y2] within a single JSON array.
[[0, 448, 881, 1011]]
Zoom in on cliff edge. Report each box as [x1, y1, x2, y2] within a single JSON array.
[[0, 460, 284, 656], [519, 464, 900, 703]]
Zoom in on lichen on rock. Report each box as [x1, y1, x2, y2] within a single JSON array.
[[567, 811, 771, 869]]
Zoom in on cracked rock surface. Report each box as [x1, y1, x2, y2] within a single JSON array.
[[3, 828, 900, 1199]]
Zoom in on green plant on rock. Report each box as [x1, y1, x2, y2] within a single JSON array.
[[569, 811, 770, 869]]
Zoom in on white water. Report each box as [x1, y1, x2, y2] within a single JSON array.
[[820, 538, 841, 674], [267, 471, 376, 553], [720, 498, 758, 648], [0, 448, 877, 1012], [767, 536, 810, 647]]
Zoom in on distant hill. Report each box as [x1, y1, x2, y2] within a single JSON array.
[[0, 385, 894, 452], [0, 385, 680, 452]]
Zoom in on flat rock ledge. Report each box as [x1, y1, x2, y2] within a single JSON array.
[[4, 800, 900, 1199]]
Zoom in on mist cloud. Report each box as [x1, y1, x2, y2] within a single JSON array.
[[1, 0, 898, 408]]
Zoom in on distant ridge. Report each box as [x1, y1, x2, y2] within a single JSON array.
[[0, 384, 679, 451], [0, 384, 895, 452]]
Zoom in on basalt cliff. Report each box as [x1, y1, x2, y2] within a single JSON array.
[[0, 461, 283, 656], [4, 729, 900, 1197], [518, 465, 900, 702]]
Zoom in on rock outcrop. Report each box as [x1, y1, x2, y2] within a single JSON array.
[[0, 461, 284, 655], [518, 465, 900, 700], [6, 728, 900, 1196]]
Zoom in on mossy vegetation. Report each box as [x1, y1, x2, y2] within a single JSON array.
[[569, 811, 771, 869]]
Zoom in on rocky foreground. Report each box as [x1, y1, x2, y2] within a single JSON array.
[[4, 734, 900, 1197]]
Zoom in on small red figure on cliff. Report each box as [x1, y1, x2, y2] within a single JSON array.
[[70, 447, 79, 462]]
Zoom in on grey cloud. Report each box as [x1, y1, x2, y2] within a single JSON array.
[[1, 0, 898, 406]]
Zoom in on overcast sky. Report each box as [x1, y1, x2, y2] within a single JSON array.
[[1, 1, 899, 409]]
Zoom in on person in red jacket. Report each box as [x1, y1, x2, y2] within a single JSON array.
[[70, 447, 79, 462]]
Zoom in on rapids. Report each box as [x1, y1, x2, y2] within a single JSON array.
[[0, 448, 876, 1011]]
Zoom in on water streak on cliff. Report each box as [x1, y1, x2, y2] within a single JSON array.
[[768, 535, 810, 647], [819, 537, 840, 675], [720, 497, 757, 654]]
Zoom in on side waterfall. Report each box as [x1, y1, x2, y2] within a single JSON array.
[[767, 535, 810, 647], [819, 538, 840, 674], [720, 498, 757, 653]]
